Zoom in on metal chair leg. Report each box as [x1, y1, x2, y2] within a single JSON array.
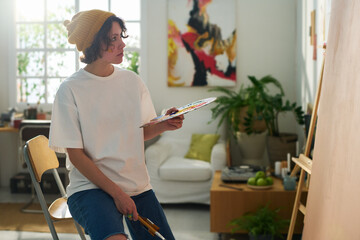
[[74, 220, 87, 240], [21, 183, 42, 214]]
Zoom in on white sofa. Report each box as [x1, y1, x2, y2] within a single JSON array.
[[145, 109, 226, 204]]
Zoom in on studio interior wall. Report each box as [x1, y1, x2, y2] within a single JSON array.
[[0, 0, 12, 114], [143, 0, 299, 134], [295, 0, 328, 150]]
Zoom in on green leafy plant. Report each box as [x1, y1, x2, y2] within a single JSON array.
[[208, 85, 248, 133], [17, 52, 30, 76], [228, 205, 289, 240], [124, 51, 140, 74], [16, 6, 72, 104], [209, 75, 283, 135], [209, 75, 305, 136]]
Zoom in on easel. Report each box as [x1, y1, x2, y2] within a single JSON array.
[[287, 45, 326, 240]]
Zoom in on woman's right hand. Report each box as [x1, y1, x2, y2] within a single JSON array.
[[113, 190, 138, 221]]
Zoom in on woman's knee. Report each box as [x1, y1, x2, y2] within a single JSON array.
[[105, 233, 128, 240]]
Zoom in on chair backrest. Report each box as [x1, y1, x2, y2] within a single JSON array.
[[26, 135, 59, 182], [18, 122, 51, 168]]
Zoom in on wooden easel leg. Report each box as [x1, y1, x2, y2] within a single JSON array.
[[287, 169, 306, 240]]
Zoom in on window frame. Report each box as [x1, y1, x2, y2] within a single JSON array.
[[10, 0, 142, 113]]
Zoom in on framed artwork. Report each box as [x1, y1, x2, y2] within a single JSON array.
[[167, 0, 236, 87]]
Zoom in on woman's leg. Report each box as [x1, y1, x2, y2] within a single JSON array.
[[68, 189, 129, 240], [126, 190, 175, 240]]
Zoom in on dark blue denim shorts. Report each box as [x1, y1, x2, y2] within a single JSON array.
[[67, 189, 175, 240]]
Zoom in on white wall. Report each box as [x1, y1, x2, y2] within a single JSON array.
[[0, 0, 17, 187], [143, 0, 299, 134], [296, 0, 327, 107], [295, 0, 328, 150], [0, 0, 12, 114]]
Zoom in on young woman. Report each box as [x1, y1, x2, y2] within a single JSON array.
[[49, 9, 183, 240]]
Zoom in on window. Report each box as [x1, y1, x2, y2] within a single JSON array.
[[14, 0, 141, 111]]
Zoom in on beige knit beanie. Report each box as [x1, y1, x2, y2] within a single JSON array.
[[63, 9, 115, 52]]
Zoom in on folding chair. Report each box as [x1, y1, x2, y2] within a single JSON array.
[[23, 135, 86, 240], [19, 120, 51, 213]]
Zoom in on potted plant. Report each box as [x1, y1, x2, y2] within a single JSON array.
[[209, 75, 284, 135], [208, 75, 285, 165], [228, 205, 289, 240], [209, 75, 305, 168], [255, 79, 304, 169]]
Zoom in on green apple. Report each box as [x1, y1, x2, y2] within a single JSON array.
[[247, 177, 257, 186], [255, 171, 266, 179], [266, 176, 274, 185], [256, 178, 267, 186]]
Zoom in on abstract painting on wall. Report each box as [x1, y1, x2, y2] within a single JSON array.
[[168, 0, 236, 87]]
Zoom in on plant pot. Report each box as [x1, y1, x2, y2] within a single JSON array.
[[229, 131, 267, 166], [231, 106, 267, 133], [266, 133, 297, 170], [249, 232, 272, 240], [236, 131, 267, 160]]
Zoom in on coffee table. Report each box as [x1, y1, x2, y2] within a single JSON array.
[[210, 171, 307, 234]]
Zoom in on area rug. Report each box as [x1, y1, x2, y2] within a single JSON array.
[[0, 203, 78, 233]]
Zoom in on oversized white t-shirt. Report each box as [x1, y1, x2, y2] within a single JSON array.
[[49, 67, 157, 197]]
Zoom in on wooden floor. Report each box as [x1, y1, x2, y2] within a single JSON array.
[[0, 185, 303, 240], [0, 187, 215, 240]]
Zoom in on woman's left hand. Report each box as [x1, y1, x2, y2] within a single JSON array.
[[164, 107, 184, 130], [143, 107, 185, 140]]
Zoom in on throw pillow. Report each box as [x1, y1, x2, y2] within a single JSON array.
[[184, 133, 220, 162]]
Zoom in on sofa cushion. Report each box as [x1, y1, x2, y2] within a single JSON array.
[[184, 134, 220, 162], [159, 156, 212, 181]]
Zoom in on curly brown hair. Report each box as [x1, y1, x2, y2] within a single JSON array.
[[80, 15, 128, 64]]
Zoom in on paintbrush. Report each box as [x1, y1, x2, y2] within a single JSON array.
[[138, 215, 166, 240]]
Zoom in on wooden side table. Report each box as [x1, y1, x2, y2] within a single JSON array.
[[210, 171, 307, 234]]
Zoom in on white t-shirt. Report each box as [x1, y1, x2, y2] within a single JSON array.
[[49, 67, 157, 197]]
